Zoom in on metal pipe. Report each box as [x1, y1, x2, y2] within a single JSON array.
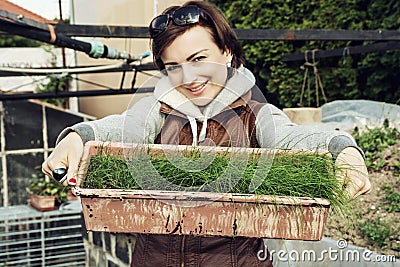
[[0, 18, 91, 52], [0, 18, 131, 60], [0, 87, 155, 101]]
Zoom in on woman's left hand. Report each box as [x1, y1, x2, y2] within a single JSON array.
[[335, 147, 372, 198]]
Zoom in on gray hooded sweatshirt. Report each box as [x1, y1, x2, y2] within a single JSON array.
[[57, 66, 360, 158]]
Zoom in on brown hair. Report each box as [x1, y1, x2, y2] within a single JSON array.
[[150, 1, 244, 70]]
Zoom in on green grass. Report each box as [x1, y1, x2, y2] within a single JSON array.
[[359, 218, 400, 250], [381, 182, 400, 213], [83, 148, 351, 214], [352, 119, 400, 170]]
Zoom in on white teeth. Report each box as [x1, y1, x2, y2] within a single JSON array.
[[189, 82, 207, 92]]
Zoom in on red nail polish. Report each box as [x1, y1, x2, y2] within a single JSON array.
[[69, 177, 77, 184]]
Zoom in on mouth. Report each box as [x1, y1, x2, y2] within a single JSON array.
[[186, 81, 208, 96]]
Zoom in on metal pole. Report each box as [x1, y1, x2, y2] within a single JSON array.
[[58, 0, 70, 109], [41, 218, 45, 267], [0, 87, 155, 100], [0, 102, 8, 207]]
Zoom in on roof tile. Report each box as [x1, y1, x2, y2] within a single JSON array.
[[0, 0, 56, 24]]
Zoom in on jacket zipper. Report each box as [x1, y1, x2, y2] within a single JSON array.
[[181, 235, 186, 267]]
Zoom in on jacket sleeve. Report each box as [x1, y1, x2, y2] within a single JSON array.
[[255, 104, 364, 159], [56, 96, 164, 145]]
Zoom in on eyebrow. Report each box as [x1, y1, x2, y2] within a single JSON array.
[[164, 49, 208, 66]]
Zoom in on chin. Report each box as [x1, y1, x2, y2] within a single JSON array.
[[192, 97, 213, 107]]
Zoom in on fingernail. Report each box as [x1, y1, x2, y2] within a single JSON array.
[[68, 177, 77, 185]]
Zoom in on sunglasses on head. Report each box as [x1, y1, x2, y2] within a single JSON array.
[[149, 5, 211, 38]]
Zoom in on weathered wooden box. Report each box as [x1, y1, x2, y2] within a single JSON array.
[[73, 141, 331, 241]]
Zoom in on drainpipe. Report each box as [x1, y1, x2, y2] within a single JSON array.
[[0, 102, 8, 207], [154, 0, 158, 17]]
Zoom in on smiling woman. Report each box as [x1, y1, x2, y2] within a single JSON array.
[[162, 26, 231, 106], [42, 1, 371, 266]]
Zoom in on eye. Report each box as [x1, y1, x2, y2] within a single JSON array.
[[166, 64, 182, 72], [193, 56, 206, 62]]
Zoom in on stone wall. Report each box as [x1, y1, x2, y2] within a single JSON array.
[[82, 230, 136, 267]]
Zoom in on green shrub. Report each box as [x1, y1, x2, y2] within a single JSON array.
[[352, 119, 400, 170], [207, 0, 400, 108], [359, 218, 399, 249], [381, 183, 400, 213]]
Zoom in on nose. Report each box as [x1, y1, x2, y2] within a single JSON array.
[[181, 63, 197, 84]]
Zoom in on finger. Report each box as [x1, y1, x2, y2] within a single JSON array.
[[352, 180, 372, 198], [43, 155, 68, 178], [67, 177, 77, 186], [359, 175, 372, 195], [346, 177, 362, 198], [41, 161, 52, 178], [347, 184, 358, 198], [346, 173, 371, 198], [52, 167, 68, 183], [65, 157, 81, 186]]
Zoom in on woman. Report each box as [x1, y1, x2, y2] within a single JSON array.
[[42, 1, 371, 266]]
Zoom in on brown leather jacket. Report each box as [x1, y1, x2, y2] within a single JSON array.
[[132, 234, 273, 267], [154, 91, 265, 149], [131, 92, 273, 266]]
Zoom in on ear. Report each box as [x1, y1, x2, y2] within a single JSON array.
[[223, 49, 233, 64]]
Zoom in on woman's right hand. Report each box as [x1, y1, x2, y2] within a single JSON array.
[[42, 132, 84, 186]]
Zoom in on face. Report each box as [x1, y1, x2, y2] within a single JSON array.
[[161, 26, 232, 106]]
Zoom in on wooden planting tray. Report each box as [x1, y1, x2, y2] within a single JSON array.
[[29, 194, 57, 211], [73, 141, 331, 241]]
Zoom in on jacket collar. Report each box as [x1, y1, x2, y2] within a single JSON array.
[[153, 66, 256, 121], [159, 90, 252, 119], [153, 66, 256, 146]]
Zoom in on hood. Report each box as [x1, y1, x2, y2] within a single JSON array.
[[153, 66, 256, 146]]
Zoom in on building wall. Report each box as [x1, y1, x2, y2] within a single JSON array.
[[71, 0, 187, 118], [0, 47, 75, 93]]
